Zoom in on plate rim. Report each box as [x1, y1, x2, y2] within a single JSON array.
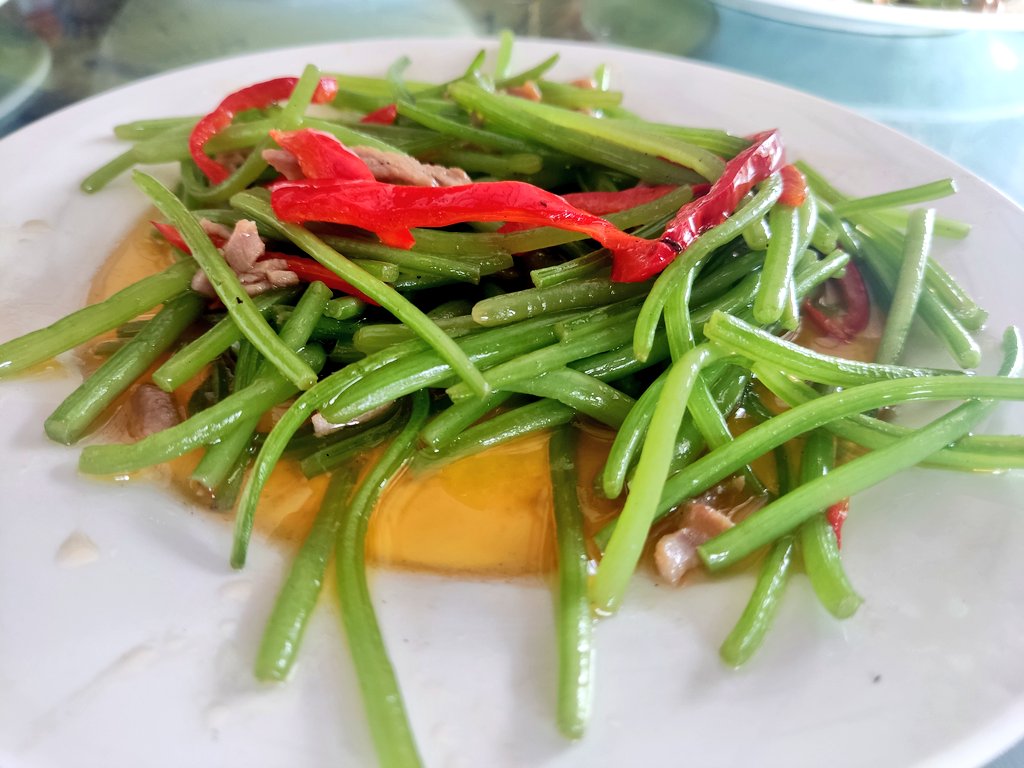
[[709, 0, 1024, 34], [1, 34, 1023, 768]]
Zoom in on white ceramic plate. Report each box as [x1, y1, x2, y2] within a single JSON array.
[[710, 0, 1024, 35], [1, 37, 1023, 768]]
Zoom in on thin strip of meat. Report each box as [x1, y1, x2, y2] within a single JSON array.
[[190, 219, 300, 298], [128, 384, 181, 440], [654, 480, 767, 585], [349, 145, 471, 187]]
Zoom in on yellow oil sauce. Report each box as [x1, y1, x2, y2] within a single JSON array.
[[89, 217, 177, 304], [89, 220, 623, 577], [369, 434, 556, 576], [88, 220, 884, 578]]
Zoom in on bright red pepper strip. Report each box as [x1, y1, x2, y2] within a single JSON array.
[[269, 130, 785, 281], [558, 184, 683, 217], [802, 261, 870, 342], [610, 130, 785, 283], [779, 164, 808, 207], [275, 255, 373, 294], [496, 184, 679, 233], [270, 178, 651, 253], [801, 303, 850, 342], [838, 262, 870, 334], [360, 103, 398, 125], [152, 221, 197, 252], [825, 499, 849, 548], [269, 129, 373, 181], [271, 129, 681, 225], [189, 76, 338, 185], [151, 221, 376, 304]]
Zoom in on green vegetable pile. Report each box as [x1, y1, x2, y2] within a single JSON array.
[[1, 33, 1021, 768]]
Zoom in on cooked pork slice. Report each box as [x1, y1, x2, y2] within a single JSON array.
[[655, 503, 735, 585], [221, 219, 265, 272], [199, 219, 233, 241], [654, 529, 703, 586], [190, 270, 213, 296], [654, 480, 767, 585], [262, 148, 304, 181], [350, 145, 471, 187], [263, 142, 470, 187], [213, 150, 247, 173], [265, 269, 301, 289], [190, 219, 299, 298], [128, 384, 181, 440]]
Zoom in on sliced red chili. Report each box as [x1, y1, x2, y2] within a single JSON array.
[[270, 178, 651, 253], [801, 303, 853, 342], [152, 220, 199, 252], [269, 129, 373, 181], [268, 130, 787, 283], [837, 261, 870, 335], [610, 130, 786, 282], [275, 255, 372, 297], [802, 261, 870, 342], [779, 164, 808, 207], [189, 76, 338, 185], [561, 184, 681, 216], [360, 103, 398, 125], [826, 499, 849, 548], [496, 184, 679, 233]]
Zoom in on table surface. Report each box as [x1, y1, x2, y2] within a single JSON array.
[[1, 1, 1022, 766]]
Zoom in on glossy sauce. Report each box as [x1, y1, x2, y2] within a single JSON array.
[[89, 221, 616, 576], [88, 222, 881, 579]]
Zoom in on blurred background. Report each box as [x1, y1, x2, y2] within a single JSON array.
[[0, 0, 1022, 764]]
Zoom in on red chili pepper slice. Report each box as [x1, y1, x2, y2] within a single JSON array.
[[270, 178, 651, 253], [496, 184, 679, 233], [275, 255, 371, 294], [825, 499, 849, 548], [610, 130, 786, 282], [268, 130, 787, 282], [802, 261, 870, 342], [561, 185, 681, 217], [189, 76, 338, 185], [271, 130, 683, 217], [151, 221, 375, 304], [269, 129, 373, 181], [360, 103, 398, 125], [801, 303, 851, 342], [779, 164, 808, 207], [837, 261, 870, 334], [152, 221, 198, 252]]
